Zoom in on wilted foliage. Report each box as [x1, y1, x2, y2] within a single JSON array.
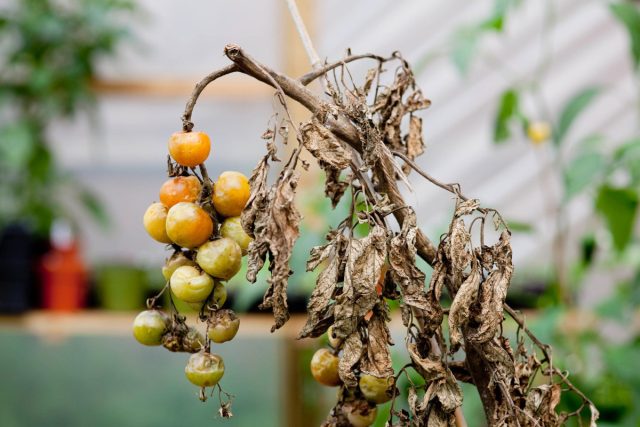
[[177, 44, 598, 426]]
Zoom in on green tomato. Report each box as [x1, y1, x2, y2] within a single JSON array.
[[132, 310, 170, 346], [188, 281, 227, 311], [170, 265, 214, 303], [185, 351, 225, 387], [196, 238, 242, 280], [219, 216, 253, 255], [208, 309, 240, 343], [162, 252, 196, 281], [359, 374, 395, 404]]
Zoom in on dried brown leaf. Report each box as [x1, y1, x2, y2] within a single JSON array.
[[245, 169, 301, 332], [298, 234, 347, 339], [301, 119, 352, 170], [333, 226, 387, 339], [359, 311, 394, 378], [468, 231, 513, 343], [338, 332, 364, 388], [448, 262, 481, 352], [388, 209, 437, 328]]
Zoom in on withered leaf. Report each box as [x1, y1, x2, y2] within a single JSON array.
[[338, 331, 364, 388], [454, 198, 480, 218], [333, 226, 387, 339], [448, 261, 481, 352], [301, 119, 352, 170], [245, 169, 301, 332], [467, 231, 513, 343], [298, 234, 347, 339], [402, 115, 424, 175], [359, 311, 394, 378], [524, 384, 561, 425], [300, 119, 352, 207], [449, 217, 471, 275], [361, 67, 377, 96], [388, 209, 437, 329]]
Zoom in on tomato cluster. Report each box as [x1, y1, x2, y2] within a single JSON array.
[[135, 130, 252, 393], [309, 325, 396, 426]]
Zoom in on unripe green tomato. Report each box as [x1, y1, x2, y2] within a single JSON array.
[[170, 265, 214, 303], [219, 216, 253, 255], [196, 238, 242, 280], [185, 351, 225, 387], [208, 309, 240, 343], [359, 374, 395, 404], [344, 403, 378, 427], [162, 252, 196, 281], [132, 309, 170, 346], [188, 281, 227, 311], [310, 348, 341, 386], [327, 325, 342, 349]]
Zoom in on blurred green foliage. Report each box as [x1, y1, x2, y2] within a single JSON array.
[[0, 0, 134, 235]]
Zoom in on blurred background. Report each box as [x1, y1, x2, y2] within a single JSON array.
[[0, 0, 638, 426]]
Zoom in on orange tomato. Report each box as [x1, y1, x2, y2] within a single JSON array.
[[159, 176, 201, 208], [165, 202, 214, 248], [212, 171, 250, 217], [168, 131, 211, 167], [143, 202, 172, 243]]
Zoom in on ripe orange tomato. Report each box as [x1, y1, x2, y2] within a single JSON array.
[[143, 202, 172, 244], [212, 171, 250, 217], [168, 131, 211, 167], [165, 202, 214, 248], [159, 176, 201, 208]]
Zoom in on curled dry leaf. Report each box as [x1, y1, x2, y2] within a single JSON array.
[[448, 261, 481, 352], [338, 331, 364, 388], [244, 167, 301, 332], [359, 310, 394, 378], [298, 232, 348, 339], [524, 384, 561, 425], [333, 226, 387, 339], [402, 115, 425, 175], [467, 231, 513, 343], [388, 209, 437, 329], [301, 119, 352, 207]]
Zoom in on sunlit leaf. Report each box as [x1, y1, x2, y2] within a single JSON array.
[[554, 87, 600, 145], [595, 185, 638, 252], [494, 88, 519, 143], [610, 2, 640, 68]]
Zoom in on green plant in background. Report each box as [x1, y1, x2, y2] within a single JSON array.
[[424, 0, 639, 424], [0, 0, 135, 235]]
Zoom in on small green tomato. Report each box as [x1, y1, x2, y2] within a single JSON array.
[[185, 351, 225, 387], [196, 238, 242, 280], [219, 216, 253, 255], [208, 309, 240, 343], [187, 280, 227, 311], [132, 310, 170, 346], [359, 374, 395, 404], [170, 265, 214, 303]]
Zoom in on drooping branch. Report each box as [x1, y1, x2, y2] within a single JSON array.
[[182, 64, 238, 131]]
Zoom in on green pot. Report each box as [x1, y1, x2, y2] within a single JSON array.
[[95, 264, 147, 311]]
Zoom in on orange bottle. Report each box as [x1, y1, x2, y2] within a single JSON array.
[[40, 220, 88, 311]]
